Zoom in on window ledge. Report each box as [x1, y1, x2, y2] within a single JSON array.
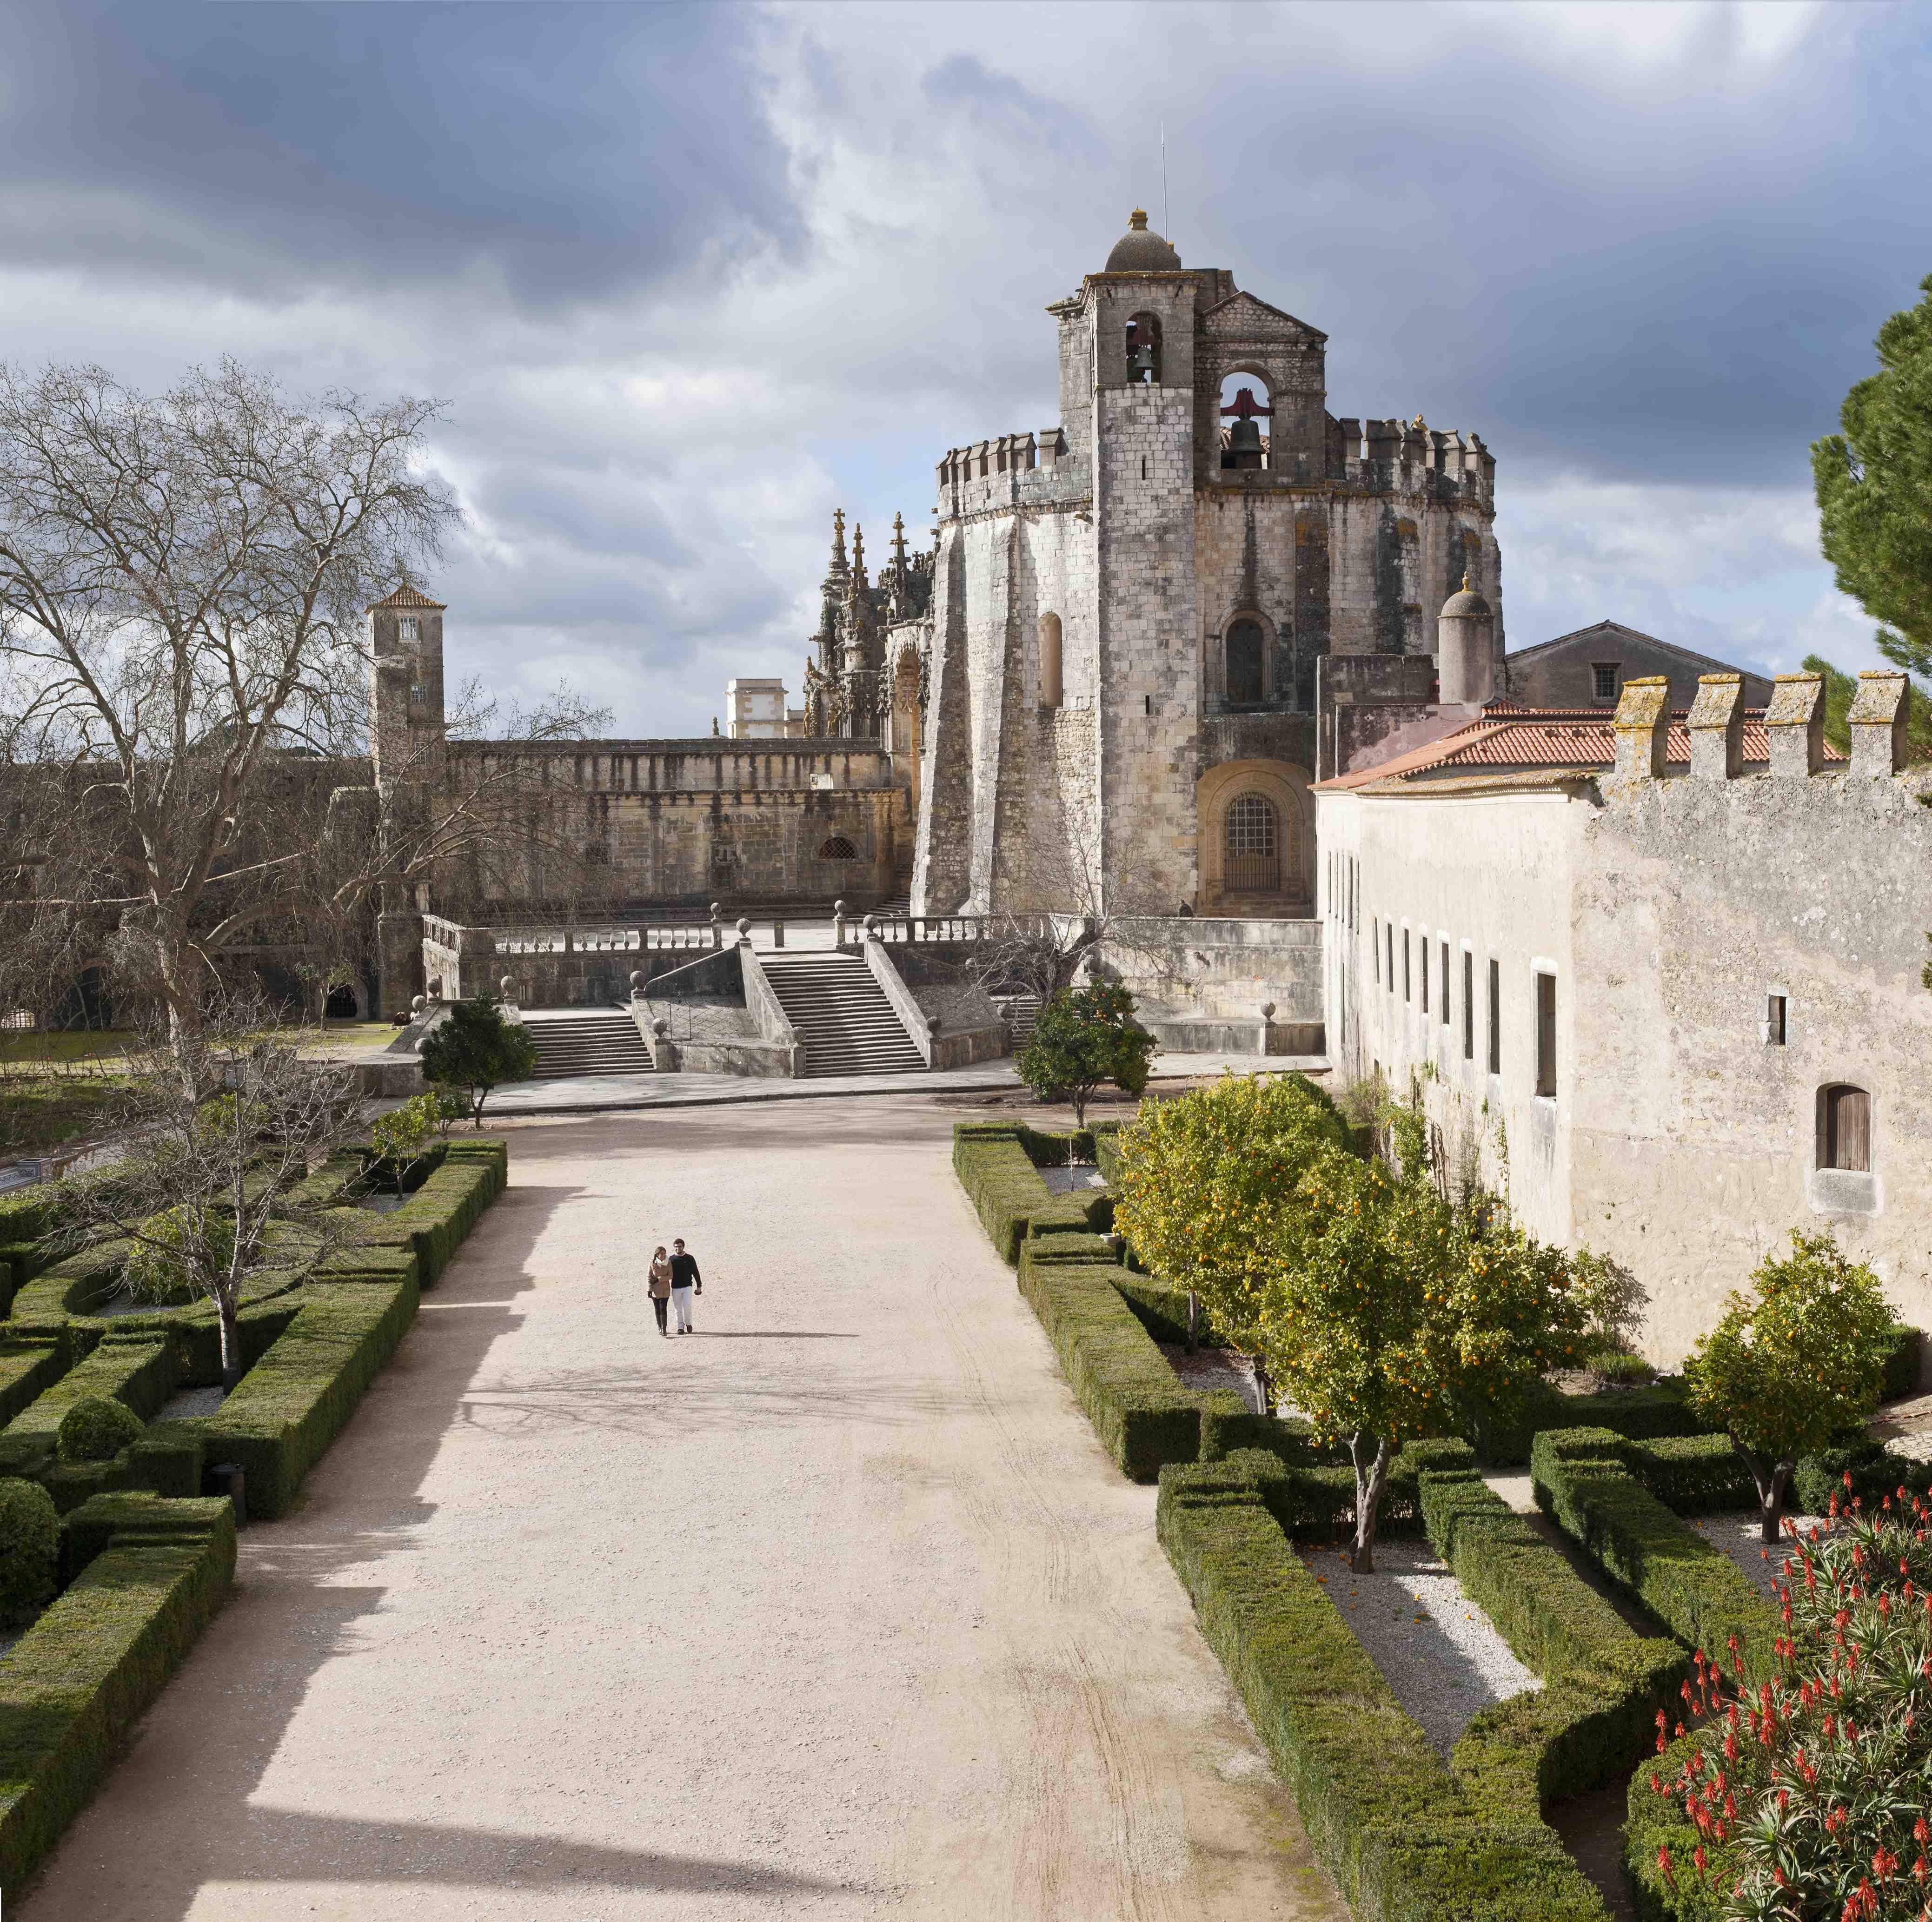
[[1808, 1168, 1880, 1218]]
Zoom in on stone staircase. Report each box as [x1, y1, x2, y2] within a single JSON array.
[[524, 1011, 654, 1079], [758, 954, 925, 1077], [994, 993, 1042, 1046]]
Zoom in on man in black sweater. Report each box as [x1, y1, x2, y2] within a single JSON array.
[[668, 1239, 702, 1334]]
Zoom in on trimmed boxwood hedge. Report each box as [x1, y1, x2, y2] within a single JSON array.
[[1157, 1446, 1676, 1921], [1530, 1428, 1779, 1691], [1477, 1378, 1703, 1467], [1016, 1234, 1199, 1481], [952, 1123, 1107, 1265], [147, 1276, 420, 1519], [331, 1159, 501, 1288], [0, 1492, 235, 1899], [0, 1344, 68, 1433]]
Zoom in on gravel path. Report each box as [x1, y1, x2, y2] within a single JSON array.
[[22, 1099, 1347, 1922], [1686, 1511, 1832, 1604], [1304, 1542, 1541, 1758]]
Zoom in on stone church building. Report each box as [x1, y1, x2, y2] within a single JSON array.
[[912, 209, 1501, 919]]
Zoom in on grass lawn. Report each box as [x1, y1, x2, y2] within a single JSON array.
[[0, 1074, 128, 1157]]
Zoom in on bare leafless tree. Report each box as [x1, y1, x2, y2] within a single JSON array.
[[0, 359, 458, 1037], [52, 998, 366, 1390]]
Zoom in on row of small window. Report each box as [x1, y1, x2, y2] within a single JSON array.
[[1369, 917, 1559, 1098], [1325, 852, 1360, 930]]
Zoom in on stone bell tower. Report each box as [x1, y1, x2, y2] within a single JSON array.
[[368, 582, 448, 789], [1081, 209, 1202, 910]]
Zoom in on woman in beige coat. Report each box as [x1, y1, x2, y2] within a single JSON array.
[[647, 1246, 673, 1337]]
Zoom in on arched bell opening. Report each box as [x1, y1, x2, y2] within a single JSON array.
[[1125, 313, 1162, 386], [1219, 371, 1272, 472]]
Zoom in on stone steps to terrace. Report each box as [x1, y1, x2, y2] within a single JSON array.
[[758, 954, 925, 1077], [524, 1011, 655, 1078]]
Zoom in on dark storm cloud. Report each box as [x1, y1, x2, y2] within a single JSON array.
[[0, 0, 806, 308]]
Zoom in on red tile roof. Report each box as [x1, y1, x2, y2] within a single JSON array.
[[372, 584, 445, 610], [1319, 705, 1842, 791]]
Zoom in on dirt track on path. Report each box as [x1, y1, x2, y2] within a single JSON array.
[[22, 1099, 1346, 1921]]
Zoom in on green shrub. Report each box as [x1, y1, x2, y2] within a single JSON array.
[[1478, 1375, 1700, 1467], [420, 998, 537, 1126], [334, 1161, 498, 1288], [1016, 1237, 1198, 1481], [1157, 1456, 1615, 1920], [952, 1123, 1100, 1266], [122, 1203, 234, 1304], [0, 1343, 70, 1433], [1587, 1349, 1655, 1387], [0, 1478, 58, 1624], [1879, 1319, 1924, 1401], [1015, 981, 1154, 1125], [1530, 1427, 1779, 1688], [0, 1494, 234, 1898], [55, 1397, 142, 1465], [159, 1278, 419, 1518]]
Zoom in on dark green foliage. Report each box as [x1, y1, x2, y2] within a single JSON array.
[[0, 1495, 235, 1899], [1879, 1319, 1924, 1402], [160, 1278, 419, 1518], [1157, 1452, 1636, 1921], [54, 1397, 141, 1466], [1091, 1119, 1124, 1186], [1530, 1428, 1779, 1688], [329, 1160, 500, 1288], [0, 1345, 69, 1433], [0, 1478, 57, 1624], [1110, 1276, 1210, 1347], [5, 1338, 180, 1460], [1478, 1377, 1700, 1466], [951, 1123, 1105, 1265], [1016, 1236, 1198, 1481], [1812, 272, 1932, 684], [419, 999, 538, 1125], [1015, 981, 1154, 1125]]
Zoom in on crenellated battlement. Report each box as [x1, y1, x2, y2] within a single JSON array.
[[1324, 416, 1494, 503], [935, 427, 1088, 520], [1611, 669, 1915, 783]]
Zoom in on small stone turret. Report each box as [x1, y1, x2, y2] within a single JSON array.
[[1436, 574, 1495, 705]]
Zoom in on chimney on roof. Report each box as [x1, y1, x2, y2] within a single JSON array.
[[1610, 676, 1670, 783], [1847, 670, 1910, 776], [1765, 673, 1826, 778], [1687, 673, 1745, 782], [1436, 574, 1495, 706]]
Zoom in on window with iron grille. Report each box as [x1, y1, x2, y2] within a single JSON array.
[[1591, 662, 1619, 702], [1225, 793, 1275, 857]]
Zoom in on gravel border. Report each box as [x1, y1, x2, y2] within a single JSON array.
[[1308, 1539, 1541, 1757], [157, 1385, 226, 1420], [1686, 1511, 1832, 1605], [1038, 1165, 1106, 1195]]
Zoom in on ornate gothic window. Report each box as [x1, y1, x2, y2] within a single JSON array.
[[1225, 619, 1265, 703]]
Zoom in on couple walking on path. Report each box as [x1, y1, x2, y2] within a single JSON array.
[[648, 1239, 702, 1336]]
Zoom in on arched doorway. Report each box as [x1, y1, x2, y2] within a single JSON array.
[[1195, 759, 1313, 912], [1224, 794, 1278, 891], [324, 983, 359, 1019]]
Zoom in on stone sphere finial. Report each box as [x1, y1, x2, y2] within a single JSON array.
[[709, 901, 722, 920], [651, 1018, 669, 1038], [499, 976, 515, 998], [736, 916, 751, 937], [410, 994, 426, 1015], [1261, 1001, 1276, 1021], [630, 970, 645, 993], [833, 898, 847, 916], [863, 914, 880, 935]]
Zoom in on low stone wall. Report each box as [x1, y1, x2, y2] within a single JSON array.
[[1101, 916, 1325, 1039]]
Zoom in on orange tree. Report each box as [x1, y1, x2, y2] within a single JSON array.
[[1684, 1231, 1897, 1544], [1256, 1149, 1586, 1571], [1111, 1073, 1350, 1358]]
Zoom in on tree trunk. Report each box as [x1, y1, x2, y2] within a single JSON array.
[[1349, 1432, 1393, 1573], [1253, 1358, 1275, 1420], [1186, 1290, 1199, 1355], [217, 1289, 244, 1394], [1732, 1440, 1793, 1544]]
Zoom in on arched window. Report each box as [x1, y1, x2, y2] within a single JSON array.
[[817, 835, 858, 861], [1817, 1084, 1871, 1172], [1038, 612, 1063, 709], [1225, 619, 1265, 703], [1224, 794, 1278, 891], [1125, 313, 1162, 385], [1219, 372, 1272, 471]]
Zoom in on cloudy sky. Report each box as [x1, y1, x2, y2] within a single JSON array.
[[4, 0, 1926, 735]]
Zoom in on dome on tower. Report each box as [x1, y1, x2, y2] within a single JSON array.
[[1104, 208, 1182, 272], [1441, 573, 1491, 618]]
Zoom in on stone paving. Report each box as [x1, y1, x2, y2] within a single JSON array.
[[21, 1097, 1347, 1921]]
